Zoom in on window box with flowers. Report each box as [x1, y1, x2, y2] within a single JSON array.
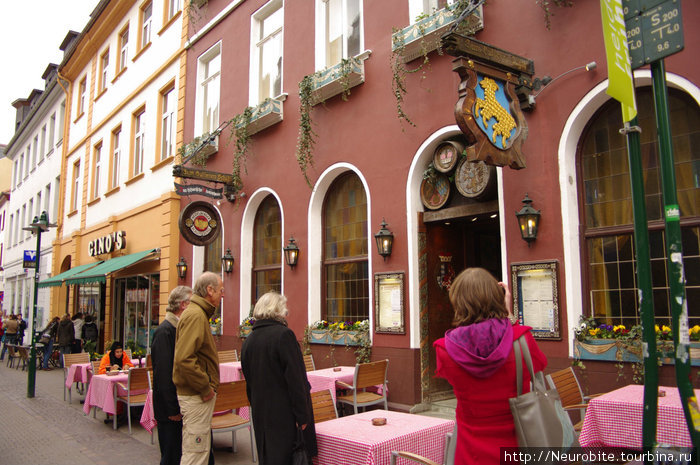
[[303, 320, 372, 364], [573, 317, 700, 367], [209, 316, 221, 336], [239, 316, 255, 338]]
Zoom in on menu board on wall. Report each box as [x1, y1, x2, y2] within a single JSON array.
[[374, 272, 405, 334], [511, 261, 560, 340]]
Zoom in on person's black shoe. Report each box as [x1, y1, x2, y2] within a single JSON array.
[[104, 418, 112, 425]]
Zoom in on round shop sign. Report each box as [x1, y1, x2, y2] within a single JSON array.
[[178, 201, 221, 246]]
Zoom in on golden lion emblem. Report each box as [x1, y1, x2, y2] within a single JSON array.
[[474, 77, 516, 147]]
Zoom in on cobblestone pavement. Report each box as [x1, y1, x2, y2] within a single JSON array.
[[0, 360, 255, 465]]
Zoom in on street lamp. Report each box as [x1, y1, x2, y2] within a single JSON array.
[[22, 211, 55, 398]]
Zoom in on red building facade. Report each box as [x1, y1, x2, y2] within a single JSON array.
[[178, 0, 700, 407]]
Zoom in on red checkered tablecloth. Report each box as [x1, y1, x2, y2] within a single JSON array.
[[83, 373, 128, 416], [65, 362, 91, 388], [220, 361, 243, 382], [579, 384, 698, 448], [140, 390, 157, 433], [313, 410, 454, 465]]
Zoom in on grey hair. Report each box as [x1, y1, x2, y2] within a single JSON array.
[[253, 292, 289, 321], [193, 272, 221, 297], [167, 286, 193, 312]]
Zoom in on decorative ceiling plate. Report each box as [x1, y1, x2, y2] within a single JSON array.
[[178, 201, 221, 246]]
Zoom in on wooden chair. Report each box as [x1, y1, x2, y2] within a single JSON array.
[[6, 345, 22, 369], [145, 353, 152, 368], [124, 348, 133, 360], [86, 360, 102, 418], [311, 389, 337, 423], [17, 346, 30, 371], [390, 428, 456, 465], [62, 352, 90, 403], [218, 349, 239, 363], [211, 380, 256, 462], [114, 367, 151, 433], [337, 359, 389, 415], [546, 366, 603, 431], [303, 354, 315, 372]]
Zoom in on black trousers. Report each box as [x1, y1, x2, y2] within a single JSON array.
[[157, 419, 182, 465]]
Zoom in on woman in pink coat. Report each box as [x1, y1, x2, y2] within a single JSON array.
[[434, 268, 547, 465]]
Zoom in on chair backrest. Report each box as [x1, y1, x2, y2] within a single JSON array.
[[304, 354, 315, 372], [145, 353, 152, 368], [63, 352, 90, 368], [127, 367, 151, 391], [124, 349, 133, 360], [214, 380, 249, 412], [91, 360, 101, 374], [444, 428, 457, 465], [218, 349, 238, 363], [354, 359, 389, 390], [546, 367, 584, 408], [311, 389, 337, 423]]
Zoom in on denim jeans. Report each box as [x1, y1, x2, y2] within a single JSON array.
[[0, 334, 18, 360], [42, 338, 54, 369]]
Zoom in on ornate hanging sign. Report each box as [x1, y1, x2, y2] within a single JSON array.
[[442, 34, 534, 170], [178, 201, 221, 246]]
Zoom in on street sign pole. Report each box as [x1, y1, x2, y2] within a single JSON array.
[[26, 222, 42, 398], [650, 59, 699, 449], [621, 117, 658, 451]]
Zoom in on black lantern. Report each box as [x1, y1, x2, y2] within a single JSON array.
[[374, 219, 394, 260], [176, 257, 188, 279], [222, 248, 234, 273], [515, 194, 541, 245], [283, 236, 300, 268]]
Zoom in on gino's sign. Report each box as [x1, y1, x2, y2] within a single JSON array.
[[88, 231, 126, 257]]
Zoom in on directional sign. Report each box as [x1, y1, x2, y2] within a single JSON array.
[[624, 0, 683, 70], [23, 250, 37, 269]]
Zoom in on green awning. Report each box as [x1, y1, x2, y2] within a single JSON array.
[[37, 261, 104, 288], [64, 249, 159, 285]]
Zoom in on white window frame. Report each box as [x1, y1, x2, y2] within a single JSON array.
[[195, 41, 222, 137], [49, 113, 56, 150], [408, 0, 455, 23], [167, 0, 181, 20], [71, 162, 80, 212], [133, 111, 145, 176], [161, 88, 175, 160], [78, 77, 86, 115], [93, 144, 102, 199], [100, 51, 109, 92], [314, 0, 364, 71], [40, 125, 47, 161], [7, 214, 13, 248], [32, 136, 38, 168], [141, 2, 153, 49], [249, 0, 284, 106], [119, 27, 129, 72], [112, 129, 121, 188]]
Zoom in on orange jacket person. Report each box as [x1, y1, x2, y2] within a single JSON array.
[[98, 341, 134, 374]]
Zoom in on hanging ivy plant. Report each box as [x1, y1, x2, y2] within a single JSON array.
[[228, 106, 254, 189], [178, 132, 217, 167], [296, 74, 319, 187]]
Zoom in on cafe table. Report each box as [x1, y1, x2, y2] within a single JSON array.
[[306, 366, 356, 402], [579, 384, 698, 449], [83, 372, 129, 417], [65, 362, 92, 389], [220, 361, 243, 383], [313, 410, 454, 465]]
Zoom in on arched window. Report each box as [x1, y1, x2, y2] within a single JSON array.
[[579, 87, 699, 327], [253, 195, 282, 301], [323, 173, 368, 323]]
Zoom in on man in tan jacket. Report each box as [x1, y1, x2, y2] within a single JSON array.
[[173, 272, 222, 465]]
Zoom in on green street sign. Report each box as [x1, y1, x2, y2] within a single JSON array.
[[641, 0, 683, 64], [624, 0, 683, 70]]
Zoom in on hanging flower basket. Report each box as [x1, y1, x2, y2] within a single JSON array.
[[239, 325, 253, 338], [308, 320, 369, 347]]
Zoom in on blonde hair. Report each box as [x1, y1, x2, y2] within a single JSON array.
[[448, 267, 508, 326], [253, 292, 289, 321]]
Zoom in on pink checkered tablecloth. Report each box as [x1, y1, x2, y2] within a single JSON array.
[[83, 373, 129, 416], [579, 384, 698, 449], [65, 362, 92, 388], [307, 366, 355, 402], [313, 410, 454, 465], [220, 361, 243, 382], [140, 390, 157, 433]]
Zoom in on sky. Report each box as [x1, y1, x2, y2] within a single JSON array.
[[0, 1, 98, 145]]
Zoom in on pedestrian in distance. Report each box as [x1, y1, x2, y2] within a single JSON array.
[[173, 272, 222, 465], [17, 314, 27, 345], [151, 285, 192, 465], [57, 313, 75, 365], [72, 312, 84, 353], [0, 314, 19, 361], [434, 267, 547, 465], [40, 316, 60, 370], [241, 291, 317, 465], [81, 314, 98, 344]]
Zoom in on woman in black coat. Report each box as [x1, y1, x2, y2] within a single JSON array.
[[241, 292, 317, 465]]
